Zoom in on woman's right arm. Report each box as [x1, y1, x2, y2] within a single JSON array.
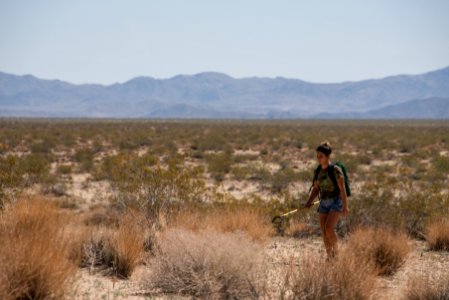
[[305, 181, 320, 207]]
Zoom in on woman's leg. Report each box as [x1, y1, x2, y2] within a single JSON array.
[[325, 210, 341, 257], [319, 213, 331, 255]]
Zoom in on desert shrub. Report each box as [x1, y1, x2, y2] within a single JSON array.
[[0, 156, 24, 207], [337, 182, 449, 238], [74, 148, 95, 172], [57, 164, 73, 174], [0, 197, 78, 300], [269, 167, 298, 193], [173, 206, 274, 242], [18, 153, 51, 185], [426, 218, 449, 251], [279, 249, 377, 300], [404, 269, 449, 300], [80, 211, 146, 278], [205, 152, 234, 181], [432, 155, 449, 174], [30, 137, 56, 154], [143, 228, 266, 299], [345, 227, 411, 276], [109, 155, 205, 228], [230, 165, 252, 180]]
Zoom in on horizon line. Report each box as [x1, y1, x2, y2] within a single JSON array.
[[1, 64, 448, 86]]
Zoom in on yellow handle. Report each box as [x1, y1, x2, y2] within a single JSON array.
[[279, 200, 320, 217]]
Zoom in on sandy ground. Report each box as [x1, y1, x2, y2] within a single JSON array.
[[68, 236, 449, 300]]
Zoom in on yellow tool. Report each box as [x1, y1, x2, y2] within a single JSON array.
[[271, 200, 320, 235]]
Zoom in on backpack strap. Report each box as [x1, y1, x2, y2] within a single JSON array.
[[327, 163, 340, 192], [308, 165, 321, 195], [308, 165, 322, 200]]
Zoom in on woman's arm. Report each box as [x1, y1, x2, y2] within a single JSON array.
[[337, 176, 349, 216], [305, 181, 320, 208]]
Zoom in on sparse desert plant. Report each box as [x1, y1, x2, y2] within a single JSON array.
[[74, 148, 95, 172], [110, 154, 205, 228], [142, 228, 267, 299], [345, 227, 412, 276], [0, 155, 24, 207], [0, 197, 78, 300], [57, 164, 73, 174], [426, 218, 449, 251], [204, 151, 234, 181], [279, 249, 377, 300], [403, 269, 449, 300]]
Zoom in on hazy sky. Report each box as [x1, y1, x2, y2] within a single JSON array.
[[1, 0, 448, 84]]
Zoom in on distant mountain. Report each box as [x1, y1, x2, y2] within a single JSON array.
[[1, 66, 449, 118], [313, 97, 449, 119]]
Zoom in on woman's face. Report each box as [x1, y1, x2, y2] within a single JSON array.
[[316, 151, 329, 165]]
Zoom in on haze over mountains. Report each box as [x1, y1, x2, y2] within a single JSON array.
[[1, 66, 449, 119]]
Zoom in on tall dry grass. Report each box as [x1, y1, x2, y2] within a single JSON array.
[[426, 218, 449, 251], [403, 269, 449, 300], [172, 206, 274, 242], [0, 197, 78, 300], [279, 249, 377, 300], [284, 219, 316, 238], [142, 228, 267, 299], [79, 210, 146, 278], [345, 227, 412, 276]]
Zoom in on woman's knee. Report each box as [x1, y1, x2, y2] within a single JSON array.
[[325, 223, 336, 236]]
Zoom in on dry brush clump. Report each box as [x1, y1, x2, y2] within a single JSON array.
[[279, 249, 377, 300], [426, 218, 449, 251], [403, 269, 449, 300], [0, 197, 78, 300], [142, 228, 267, 299], [284, 218, 317, 238], [345, 226, 412, 276], [79, 211, 146, 278], [172, 206, 274, 242]]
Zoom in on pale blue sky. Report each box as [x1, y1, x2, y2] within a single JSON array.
[[1, 0, 448, 84]]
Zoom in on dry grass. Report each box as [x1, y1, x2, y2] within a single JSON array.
[[108, 212, 146, 277], [403, 269, 449, 300], [0, 197, 78, 300], [279, 248, 377, 300], [345, 227, 412, 276], [79, 211, 145, 278], [426, 218, 449, 251], [142, 228, 267, 299], [172, 207, 274, 242], [284, 219, 316, 238]]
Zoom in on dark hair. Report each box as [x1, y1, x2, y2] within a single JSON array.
[[316, 141, 332, 156]]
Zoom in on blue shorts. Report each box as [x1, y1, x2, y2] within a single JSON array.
[[318, 196, 343, 214]]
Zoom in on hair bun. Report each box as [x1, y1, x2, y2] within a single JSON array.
[[316, 141, 332, 155]]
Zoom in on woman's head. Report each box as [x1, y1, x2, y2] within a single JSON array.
[[316, 140, 332, 164]]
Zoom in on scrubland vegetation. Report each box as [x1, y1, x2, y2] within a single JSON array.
[[0, 119, 448, 299]]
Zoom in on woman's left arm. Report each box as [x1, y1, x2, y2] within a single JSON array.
[[337, 176, 349, 217]]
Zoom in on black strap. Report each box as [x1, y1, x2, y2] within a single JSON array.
[[327, 164, 340, 192]]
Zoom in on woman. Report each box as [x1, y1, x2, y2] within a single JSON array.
[[304, 141, 349, 258]]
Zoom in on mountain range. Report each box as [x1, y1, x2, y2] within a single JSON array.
[[1, 66, 449, 119]]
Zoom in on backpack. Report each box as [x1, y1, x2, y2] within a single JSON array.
[[308, 161, 351, 199]]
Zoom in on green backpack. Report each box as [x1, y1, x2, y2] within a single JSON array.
[[309, 161, 351, 198]]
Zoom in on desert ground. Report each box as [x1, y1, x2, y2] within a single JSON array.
[[1, 119, 449, 300]]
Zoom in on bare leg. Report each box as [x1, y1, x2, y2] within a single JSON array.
[[319, 213, 331, 256], [325, 210, 341, 257]]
